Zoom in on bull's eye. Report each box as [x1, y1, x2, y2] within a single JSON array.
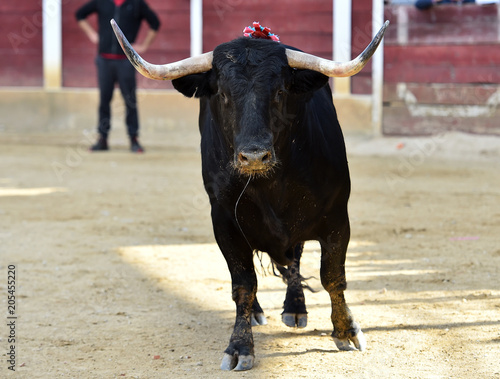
[[274, 89, 284, 103]]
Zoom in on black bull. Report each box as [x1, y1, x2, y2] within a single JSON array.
[[111, 20, 389, 371]]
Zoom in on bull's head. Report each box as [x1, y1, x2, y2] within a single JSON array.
[[111, 20, 389, 176]]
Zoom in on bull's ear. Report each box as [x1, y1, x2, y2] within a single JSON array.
[[290, 69, 329, 94], [172, 72, 215, 98]]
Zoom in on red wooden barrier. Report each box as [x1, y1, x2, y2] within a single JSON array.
[[0, 1, 43, 86], [382, 4, 500, 136]]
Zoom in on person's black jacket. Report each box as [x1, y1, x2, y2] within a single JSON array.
[[76, 0, 160, 56]]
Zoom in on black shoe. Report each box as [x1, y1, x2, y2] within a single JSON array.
[[90, 136, 108, 151], [130, 137, 144, 153]]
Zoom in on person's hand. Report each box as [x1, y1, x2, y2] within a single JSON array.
[[88, 30, 99, 45], [78, 20, 99, 44], [132, 30, 157, 55]]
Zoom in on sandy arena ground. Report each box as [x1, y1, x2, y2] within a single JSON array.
[[1, 130, 499, 378]]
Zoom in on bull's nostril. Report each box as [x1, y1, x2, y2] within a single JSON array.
[[237, 149, 274, 169]]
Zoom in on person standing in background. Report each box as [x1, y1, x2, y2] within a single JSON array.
[[76, 0, 160, 153]]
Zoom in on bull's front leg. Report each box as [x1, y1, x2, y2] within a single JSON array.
[[212, 208, 257, 371], [220, 274, 256, 371], [320, 217, 366, 352]]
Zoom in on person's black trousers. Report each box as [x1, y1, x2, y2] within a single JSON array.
[[96, 55, 139, 139]]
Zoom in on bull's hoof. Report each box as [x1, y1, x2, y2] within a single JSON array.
[[220, 353, 254, 371], [333, 329, 366, 351], [282, 313, 307, 328], [251, 312, 268, 326]]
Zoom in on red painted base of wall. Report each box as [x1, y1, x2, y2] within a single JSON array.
[[382, 4, 500, 136]]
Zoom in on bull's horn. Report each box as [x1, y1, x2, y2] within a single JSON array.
[[285, 20, 389, 77], [110, 19, 213, 80]]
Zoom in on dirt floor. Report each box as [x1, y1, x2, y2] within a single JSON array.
[[1, 132, 499, 378]]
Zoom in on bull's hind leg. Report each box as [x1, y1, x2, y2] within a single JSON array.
[[320, 218, 366, 351], [251, 297, 268, 326], [281, 242, 308, 328]]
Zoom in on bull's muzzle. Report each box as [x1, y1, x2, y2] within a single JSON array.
[[236, 148, 276, 175]]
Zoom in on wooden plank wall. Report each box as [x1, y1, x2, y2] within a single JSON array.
[[383, 4, 500, 135], [0, 0, 384, 93], [0, 0, 334, 89], [0, 1, 43, 87], [202, 0, 332, 57]]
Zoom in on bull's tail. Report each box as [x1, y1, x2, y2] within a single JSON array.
[[272, 262, 318, 293]]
